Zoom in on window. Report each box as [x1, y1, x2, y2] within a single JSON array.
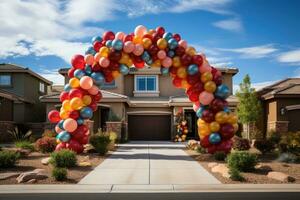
[[0, 75, 12, 86], [135, 75, 157, 92], [39, 82, 45, 93], [102, 80, 116, 88]]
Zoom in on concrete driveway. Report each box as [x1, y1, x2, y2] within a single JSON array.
[[79, 141, 220, 185]]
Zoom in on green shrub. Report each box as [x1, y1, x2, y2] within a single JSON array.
[[89, 134, 111, 155], [279, 132, 300, 155], [232, 137, 250, 151], [52, 167, 67, 181], [15, 141, 35, 151], [268, 131, 281, 145], [229, 168, 244, 181], [42, 129, 57, 138], [50, 149, 77, 168], [254, 140, 275, 154], [196, 146, 206, 154], [8, 127, 32, 142], [35, 136, 56, 153], [213, 151, 227, 161], [227, 151, 257, 172], [0, 150, 20, 168]]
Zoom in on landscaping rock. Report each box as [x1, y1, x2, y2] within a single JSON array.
[[255, 164, 272, 171], [208, 162, 218, 168], [11, 148, 31, 157], [83, 144, 96, 153], [80, 156, 90, 162], [0, 172, 20, 180], [16, 169, 48, 183], [26, 179, 37, 184], [186, 140, 200, 150], [267, 171, 295, 182], [78, 161, 92, 167], [211, 164, 230, 178], [41, 157, 51, 165]]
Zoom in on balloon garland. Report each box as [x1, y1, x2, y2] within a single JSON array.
[[48, 25, 238, 154]]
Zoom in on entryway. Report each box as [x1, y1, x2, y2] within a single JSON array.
[[79, 141, 220, 185]]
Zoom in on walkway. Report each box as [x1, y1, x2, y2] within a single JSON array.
[[79, 141, 220, 185]]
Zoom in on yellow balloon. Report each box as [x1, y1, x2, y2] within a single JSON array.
[[62, 100, 72, 111], [119, 53, 130, 64], [177, 67, 187, 78], [69, 77, 80, 88], [204, 81, 217, 93], [56, 139, 61, 144], [198, 123, 210, 137], [227, 113, 238, 124], [126, 59, 133, 67], [186, 46, 196, 56], [232, 123, 239, 133], [157, 38, 167, 49], [151, 59, 161, 68], [172, 56, 181, 68], [197, 118, 206, 127], [209, 121, 220, 132], [70, 97, 83, 110], [133, 36, 142, 44], [112, 70, 120, 78], [181, 79, 190, 89], [142, 38, 152, 49], [215, 111, 228, 124], [201, 72, 213, 83], [82, 95, 92, 105], [99, 46, 109, 57], [59, 109, 69, 119]]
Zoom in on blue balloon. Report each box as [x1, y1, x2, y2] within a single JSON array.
[[92, 36, 102, 43], [167, 50, 175, 58], [142, 51, 151, 61], [106, 40, 113, 48], [64, 84, 71, 92], [163, 32, 173, 41], [57, 131, 71, 142], [112, 39, 123, 50], [80, 107, 93, 119], [85, 46, 96, 55], [168, 38, 178, 50], [187, 64, 199, 75], [146, 59, 153, 65], [74, 69, 85, 79], [85, 65, 92, 75], [215, 84, 230, 99], [58, 120, 64, 130], [161, 67, 169, 76], [223, 106, 230, 113], [77, 118, 84, 125], [91, 72, 105, 85], [119, 64, 129, 75], [209, 133, 221, 144], [196, 106, 206, 118]]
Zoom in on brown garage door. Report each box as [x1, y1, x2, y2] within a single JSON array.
[[128, 115, 171, 140], [288, 110, 300, 132]]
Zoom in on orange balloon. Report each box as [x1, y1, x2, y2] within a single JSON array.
[[148, 29, 156, 35], [69, 77, 80, 88], [215, 111, 228, 124], [181, 79, 191, 89], [232, 123, 239, 133], [157, 38, 168, 49], [227, 113, 238, 124], [112, 70, 120, 78], [204, 81, 217, 93], [99, 46, 109, 57], [62, 100, 72, 111], [186, 46, 196, 56], [201, 71, 213, 83], [142, 38, 152, 49], [151, 59, 161, 68], [209, 121, 220, 132], [133, 36, 142, 44], [172, 56, 181, 68], [82, 95, 92, 105], [177, 67, 187, 78], [59, 109, 69, 119]]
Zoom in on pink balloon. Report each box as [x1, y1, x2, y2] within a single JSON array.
[[123, 41, 135, 53], [88, 85, 99, 95], [133, 44, 144, 56], [179, 40, 187, 49], [115, 32, 125, 40], [157, 50, 166, 60], [162, 57, 172, 67], [55, 125, 63, 134], [199, 91, 214, 105], [193, 102, 200, 112], [134, 25, 147, 37], [84, 54, 94, 65], [63, 118, 78, 132], [99, 57, 110, 68], [55, 142, 66, 151], [199, 61, 212, 73], [80, 76, 93, 90]]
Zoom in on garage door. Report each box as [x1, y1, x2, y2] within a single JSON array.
[[128, 115, 171, 140], [288, 110, 300, 132]]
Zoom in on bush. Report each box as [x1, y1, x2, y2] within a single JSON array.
[[227, 151, 257, 172], [50, 149, 77, 168], [89, 134, 111, 155], [8, 127, 32, 142], [35, 136, 56, 153], [213, 151, 227, 161], [196, 146, 206, 154], [232, 137, 250, 151], [0, 150, 20, 168], [268, 131, 281, 145], [229, 168, 244, 181], [42, 129, 57, 138], [52, 167, 67, 181], [15, 141, 35, 152], [279, 132, 300, 155], [254, 140, 274, 154]]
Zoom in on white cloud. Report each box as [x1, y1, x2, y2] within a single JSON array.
[[37, 68, 64, 85], [213, 18, 243, 32], [233, 80, 276, 94], [219, 44, 278, 58], [277, 49, 300, 65]]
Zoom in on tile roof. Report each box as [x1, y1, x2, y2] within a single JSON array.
[[0, 89, 34, 103]]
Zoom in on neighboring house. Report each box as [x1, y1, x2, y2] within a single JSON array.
[[41, 67, 238, 140], [0, 63, 52, 141], [257, 78, 300, 134]]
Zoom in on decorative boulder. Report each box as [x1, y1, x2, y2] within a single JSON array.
[[41, 157, 51, 165], [16, 169, 48, 183], [267, 172, 295, 182]]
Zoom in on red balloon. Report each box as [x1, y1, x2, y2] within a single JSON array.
[[169, 66, 178, 77], [60, 91, 69, 102], [89, 102, 98, 112], [133, 59, 145, 69], [69, 89, 83, 99], [220, 124, 235, 140], [156, 26, 165, 37], [192, 55, 203, 66], [202, 109, 215, 123], [173, 33, 181, 42], [68, 67, 76, 78], [92, 63, 101, 72], [93, 41, 103, 52], [109, 50, 122, 62], [69, 110, 80, 119], [214, 76, 222, 86], [103, 31, 115, 41], [143, 33, 153, 40], [200, 135, 211, 148], [210, 98, 225, 112], [207, 145, 217, 154], [66, 139, 83, 154], [71, 55, 85, 69], [108, 61, 120, 71], [123, 34, 133, 42], [78, 135, 89, 145], [192, 82, 204, 93], [55, 142, 66, 151], [187, 74, 200, 85], [93, 91, 102, 101], [105, 73, 114, 83], [216, 139, 232, 154], [188, 91, 199, 102], [152, 32, 161, 43], [180, 54, 192, 66], [48, 110, 61, 123], [175, 46, 185, 56], [148, 45, 159, 56], [172, 77, 182, 88]]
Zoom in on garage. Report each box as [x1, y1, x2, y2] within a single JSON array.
[[128, 115, 171, 140]]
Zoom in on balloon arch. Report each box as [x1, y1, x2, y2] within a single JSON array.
[[48, 25, 238, 154]]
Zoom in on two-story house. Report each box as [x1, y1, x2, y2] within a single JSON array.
[[41, 66, 238, 140]]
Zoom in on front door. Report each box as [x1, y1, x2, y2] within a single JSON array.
[[184, 109, 199, 139]]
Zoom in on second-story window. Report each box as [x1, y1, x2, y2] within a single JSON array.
[[39, 82, 45, 93], [135, 75, 157, 92], [102, 80, 116, 88], [0, 75, 12, 87]]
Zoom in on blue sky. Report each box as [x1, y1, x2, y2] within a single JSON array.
[[0, 0, 300, 91]]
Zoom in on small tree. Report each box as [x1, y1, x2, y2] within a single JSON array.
[[236, 74, 262, 139]]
